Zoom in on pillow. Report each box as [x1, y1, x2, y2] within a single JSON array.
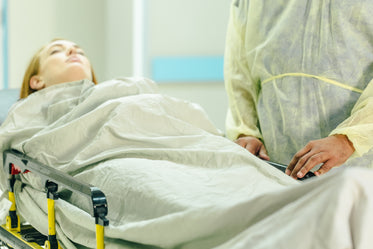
[[0, 89, 19, 124]]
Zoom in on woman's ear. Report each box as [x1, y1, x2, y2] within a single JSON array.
[[29, 75, 45, 90]]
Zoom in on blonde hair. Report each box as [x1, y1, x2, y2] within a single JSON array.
[[20, 39, 97, 99]]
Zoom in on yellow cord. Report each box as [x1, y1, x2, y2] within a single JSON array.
[[262, 72, 363, 93]]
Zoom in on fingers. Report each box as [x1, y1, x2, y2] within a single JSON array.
[[292, 152, 327, 179], [314, 161, 335, 176], [235, 138, 259, 155], [245, 142, 270, 160], [258, 145, 270, 161], [235, 136, 269, 160], [244, 141, 260, 155], [286, 144, 312, 176], [235, 138, 247, 148], [286, 142, 327, 179], [286, 135, 355, 179]]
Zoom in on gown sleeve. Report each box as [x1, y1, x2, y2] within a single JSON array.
[[330, 79, 373, 157], [224, 0, 262, 140]]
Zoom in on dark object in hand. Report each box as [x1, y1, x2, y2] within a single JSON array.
[[266, 161, 316, 181]]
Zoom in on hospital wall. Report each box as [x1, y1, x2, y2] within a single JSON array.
[[7, 0, 230, 132]]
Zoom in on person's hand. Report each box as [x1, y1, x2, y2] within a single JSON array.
[[286, 134, 355, 179], [235, 135, 270, 160]]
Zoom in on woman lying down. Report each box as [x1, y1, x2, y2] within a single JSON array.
[[1, 39, 373, 249]]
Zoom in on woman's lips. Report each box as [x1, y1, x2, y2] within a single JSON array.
[[66, 56, 81, 63]]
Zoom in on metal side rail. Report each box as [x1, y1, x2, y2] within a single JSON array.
[[2, 149, 109, 249], [0, 224, 45, 249]]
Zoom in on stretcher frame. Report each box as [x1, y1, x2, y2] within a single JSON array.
[[0, 149, 109, 249]]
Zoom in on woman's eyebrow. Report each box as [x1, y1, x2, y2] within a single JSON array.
[[47, 43, 81, 53], [47, 44, 63, 51]]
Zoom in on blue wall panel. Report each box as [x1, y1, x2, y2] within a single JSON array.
[[152, 56, 224, 82]]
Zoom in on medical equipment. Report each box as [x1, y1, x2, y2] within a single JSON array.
[[0, 149, 109, 249], [0, 81, 313, 248], [2, 79, 369, 249], [267, 161, 315, 180]]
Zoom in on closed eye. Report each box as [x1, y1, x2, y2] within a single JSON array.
[[50, 49, 61, 55], [77, 49, 85, 56]]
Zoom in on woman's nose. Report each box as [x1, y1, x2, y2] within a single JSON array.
[[66, 46, 77, 55]]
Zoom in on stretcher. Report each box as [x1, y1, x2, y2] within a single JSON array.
[[0, 149, 109, 249], [0, 153, 313, 249], [0, 82, 320, 248]]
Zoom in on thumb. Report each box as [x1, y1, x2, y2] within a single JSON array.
[[259, 145, 270, 160]]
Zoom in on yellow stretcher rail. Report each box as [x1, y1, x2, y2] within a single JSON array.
[[6, 191, 20, 233], [96, 224, 105, 249], [1, 149, 110, 249], [47, 198, 56, 236], [45, 181, 61, 249]]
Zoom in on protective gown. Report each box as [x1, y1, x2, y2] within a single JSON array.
[[225, 0, 373, 165]]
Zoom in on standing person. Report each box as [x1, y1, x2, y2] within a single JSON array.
[[224, 0, 373, 179]]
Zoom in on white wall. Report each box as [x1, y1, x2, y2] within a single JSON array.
[[105, 0, 134, 79], [146, 0, 231, 131], [148, 0, 229, 57], [7, 0, 231, 132], [8, 0, 109, 86]]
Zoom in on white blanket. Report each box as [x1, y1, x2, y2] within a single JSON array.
[[0, 78, 372, 249]]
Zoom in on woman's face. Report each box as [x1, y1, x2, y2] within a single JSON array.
[[31, 40, 93, 89]]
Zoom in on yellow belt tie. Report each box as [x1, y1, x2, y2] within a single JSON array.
[[262, 72, 364, 93]]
